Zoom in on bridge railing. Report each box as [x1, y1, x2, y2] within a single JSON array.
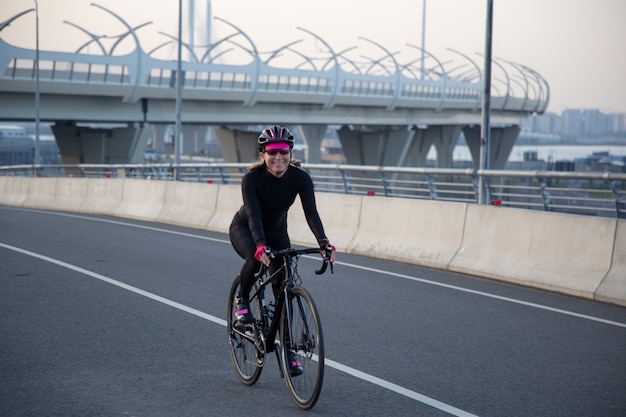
[[2, 163, 624, 219], [0, 38, 546, 113]]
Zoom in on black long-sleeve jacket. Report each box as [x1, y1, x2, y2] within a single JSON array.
[[231, 165, 327, 247]]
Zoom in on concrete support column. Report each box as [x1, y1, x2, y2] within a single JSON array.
[[400, 126, 436, 167], [338, 125, 416, 166], [298, 124, 327, 163], [215, 127, 258, 163], [430, 125, 463, 168], [181, 125, 209, 156], [462, 125, 521, 170], [150, 124, 169, 153], [51, 121, 150, 164], [150, 124, 208, 157]]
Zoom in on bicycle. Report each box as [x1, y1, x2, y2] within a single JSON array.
[[227, 247, 333, 410]]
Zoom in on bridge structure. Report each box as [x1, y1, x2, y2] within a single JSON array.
[[0, 4, 549, 168]]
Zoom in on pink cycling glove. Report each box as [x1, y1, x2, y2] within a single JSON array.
[[255, 245, 268, 261]]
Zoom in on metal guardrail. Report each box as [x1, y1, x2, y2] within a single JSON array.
[[1, 163, 625, 219]]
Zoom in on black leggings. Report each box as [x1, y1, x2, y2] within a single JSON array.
[[229, 221, 290, 299]]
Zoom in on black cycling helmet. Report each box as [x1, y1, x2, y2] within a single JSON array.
[[258, 125, 294, 151]]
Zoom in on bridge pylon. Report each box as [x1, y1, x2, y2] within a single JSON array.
[[462, 125, 521, 170], [51, 121, 150, 164]]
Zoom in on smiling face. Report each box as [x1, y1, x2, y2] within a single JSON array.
[[261, 143, 291, 178]]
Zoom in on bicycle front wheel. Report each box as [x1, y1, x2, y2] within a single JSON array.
[[227, 276, 263, 386], [280, 286, 324, 410]]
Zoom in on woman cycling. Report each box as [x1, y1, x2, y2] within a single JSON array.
[[229, 125, 335, 333]]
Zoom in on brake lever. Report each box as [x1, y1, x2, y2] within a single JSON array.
[[314, 252, 334, 275], [315, 259, 328, 275]]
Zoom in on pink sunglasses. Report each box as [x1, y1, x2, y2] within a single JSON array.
[[263, 149, 290, 156]]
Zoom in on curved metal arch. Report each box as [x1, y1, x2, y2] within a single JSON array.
[[447, 49, 481, 80], [158, 31, 200, 62], [445, 63, 471, 79], [321, 46, 359, 73], [404, 62, 441, 81], [147, 41, 173, 57], [508, 75, 530, 110], [199, 31, 243, 63], [360, 54, 394, 76], [65, 20, 152, 56], [446, 48, 482, 109], [90, 3, 145, 103], [406, 44, 447, 78], [400, 57, 445, 81], [214, 16, 260, 106], [91, 3, 144, 52], [263, 40, 303, 65], [222, 39, 257, 58], [286, 48, 327, 71], [297, 27, 341, 109], [398, 61, 422, 79], [110, 22, 152, 55], [206, 47, 235, 64], [478, 53, 510, 111], [515, 62, 550, 113], [500, 58, 532, 111], [0, 9, 34, 33], [359, 37, 401, 110], [452, 67, 480, 83], [406, 43, 448, 111], [63, 21, 108, 55]]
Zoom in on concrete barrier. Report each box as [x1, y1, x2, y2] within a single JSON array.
[[80, 177, 124, 214], [0, 177, 30, 207], [287, 192, 362, 250], [0, 176, 7, 202], [1, 177, 624, 306], [21, 177, 59, 210], [449, 205, 615, 299], [206, 185, 241, 234], [156, 181, 218, 229], [595, 220, 626, 305], [347, 197, 467, 268], [50, 178, 89, 212], [115, 179, 166, 222], [19, 177, 89, 212]]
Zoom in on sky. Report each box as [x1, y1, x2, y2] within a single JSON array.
[[1, 0, 625, 115]]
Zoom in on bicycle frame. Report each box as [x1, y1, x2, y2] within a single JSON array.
[[250, 257, 290, 356], [248, 248, 326, 364]]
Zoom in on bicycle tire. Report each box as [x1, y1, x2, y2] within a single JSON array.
[[280, 286, 324, 410], [227, 276, 263, 385]]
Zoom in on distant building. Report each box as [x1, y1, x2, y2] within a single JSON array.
[[0, 125, 27, 139], [561, 109, 583, 138], [0, 124, 61, 165], [530, 108, 626, 141]]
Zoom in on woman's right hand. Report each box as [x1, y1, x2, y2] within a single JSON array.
[[255, 245, 271, 266]]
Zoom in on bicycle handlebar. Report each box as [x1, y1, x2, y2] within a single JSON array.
[[269, 247, 333, 275]]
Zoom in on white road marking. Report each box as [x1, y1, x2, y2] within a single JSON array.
[[0, 241, 478, 417]]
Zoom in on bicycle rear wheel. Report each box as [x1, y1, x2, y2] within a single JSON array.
[[280, 286, 324, 410], [227, 276, 263, 385]]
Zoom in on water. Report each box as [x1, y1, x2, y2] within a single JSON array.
[[439, 144, 626, 163]]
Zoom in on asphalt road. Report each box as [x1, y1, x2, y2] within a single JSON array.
[[1, 206, 625, 417]]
